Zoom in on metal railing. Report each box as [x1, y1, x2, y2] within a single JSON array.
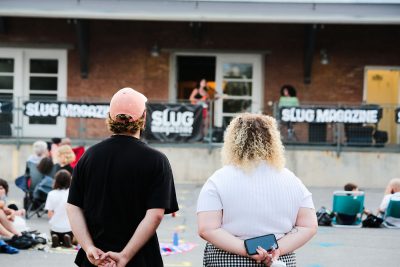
[[1, 97, 400, 153], [273, 102, 400, 154]]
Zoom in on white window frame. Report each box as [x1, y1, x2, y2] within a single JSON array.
[[169, 52, 264, 127], [215, 54, 263, 127], [0, 49, 22, 137], [0, 48, 67, 138]]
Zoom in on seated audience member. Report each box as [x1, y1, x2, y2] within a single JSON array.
[[0, 180, 37, 250], [60, 138, 71, 146], [60, 137, 85, 168], [336, 183, 370, 225], [54, 145, 76, 174], [50, 137, 62, 159], [344, 183, 358, 192], [379, 178, 400, 227], [0, 179, 22, 239], [45, 170, 73, 248], [33, 157, 55, 201], [26, 140, 49, 190], [0, 210, 21, 239], [27, 140, 49, 164], [343, 182, 371, 216], [0, 178, 26, 220], [382, 178, 400, 197], [0, 178, 27, 235]]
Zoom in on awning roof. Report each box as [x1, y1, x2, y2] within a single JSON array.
[[0, 0, 399, 24]]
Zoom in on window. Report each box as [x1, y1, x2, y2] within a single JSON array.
[[0, 48, 67, 137], [28, 59, 60, 125]]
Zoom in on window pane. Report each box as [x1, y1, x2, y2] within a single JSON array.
[[223, 81, 252, 96], [223, 99, 252, 113], [0, 76, 13, 89], [30, 59, 58, 74], [223, 63, 253, 79], [28, 94, 57, 125], [28, 116, 57, 125], [0, 58, 14, 73], [223, 116, 234, 129], [0, 93, 13, 100], [0, 94, 13, 128], [29, 94, 57, 101], [30, 77, 57, 91]]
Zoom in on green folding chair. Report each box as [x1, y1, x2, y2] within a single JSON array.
[[382, 198, 400, 228], [332, 191, 365, 228]]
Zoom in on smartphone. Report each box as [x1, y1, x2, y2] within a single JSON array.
[[244, 234, 278, 255]]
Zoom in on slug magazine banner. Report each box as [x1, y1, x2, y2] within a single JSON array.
[[280, 106, 382, 124], [145, 103, 203, 142], [23, 101, 110, 119]]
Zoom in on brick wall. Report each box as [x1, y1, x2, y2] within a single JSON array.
[[1, 18, 399, 138]]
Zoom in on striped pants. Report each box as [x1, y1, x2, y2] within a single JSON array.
[[203, 243, 296, 267]]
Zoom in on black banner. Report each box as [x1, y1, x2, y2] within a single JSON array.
[[23, 101, 109, 119], [0, 100, 13, 114], [280, 106, 382, 124], [396, 108, 400, 124], [145, 103, 203, 143]]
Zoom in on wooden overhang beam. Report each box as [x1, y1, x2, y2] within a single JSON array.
[[75, 19, 89, 79], [0, 17, 7, 34], [304, 24, 317, 84]]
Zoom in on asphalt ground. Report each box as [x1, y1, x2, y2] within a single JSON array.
[[1, 183, 400, 267]]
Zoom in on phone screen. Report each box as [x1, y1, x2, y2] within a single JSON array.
[[244, 234, 278, 255]]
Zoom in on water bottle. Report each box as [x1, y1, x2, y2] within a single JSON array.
[[173, 232, 179, 246]]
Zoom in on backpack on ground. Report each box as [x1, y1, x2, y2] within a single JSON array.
[[316, 206, 335, 226], [362, 214, 383, 228]]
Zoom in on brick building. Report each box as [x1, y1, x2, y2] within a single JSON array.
[[0, 0, 399, 139]]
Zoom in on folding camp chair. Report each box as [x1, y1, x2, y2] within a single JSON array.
[[16, 160, 50, 219], [332, 191, 365, 228], [382, 198, 400, 228]]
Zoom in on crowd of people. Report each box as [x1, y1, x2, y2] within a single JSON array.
[[343, 180, 400, 225], [0, 137, 84, 254], [315, 181, 400, 228], [0, 87, 399, 267]]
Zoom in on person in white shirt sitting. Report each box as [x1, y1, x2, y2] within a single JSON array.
[[379, 178, 400, 227], [44, 170, 73, 248], [197, 113, 318, 267]]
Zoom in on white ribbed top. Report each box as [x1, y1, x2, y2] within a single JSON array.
[[197, 162, 314, 240]]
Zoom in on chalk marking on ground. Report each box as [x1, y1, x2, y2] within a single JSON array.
[[315, 242, 341, 247]]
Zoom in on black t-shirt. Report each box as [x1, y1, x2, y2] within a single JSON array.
[[67, 135, 179, 267]]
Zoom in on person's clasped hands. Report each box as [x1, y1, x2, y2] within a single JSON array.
[[84, 246, 119, 267], [248, 246, 281, 266], [85, 246, 109, 266], [91, 250, 130, 267], [99, 251, 129, 267]]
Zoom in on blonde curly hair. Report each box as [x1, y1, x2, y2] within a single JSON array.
[[57, 145, 76, 165], [221, 113, 285, 171]]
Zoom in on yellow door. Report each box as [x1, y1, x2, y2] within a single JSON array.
[[365, 69, 400, 144]]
